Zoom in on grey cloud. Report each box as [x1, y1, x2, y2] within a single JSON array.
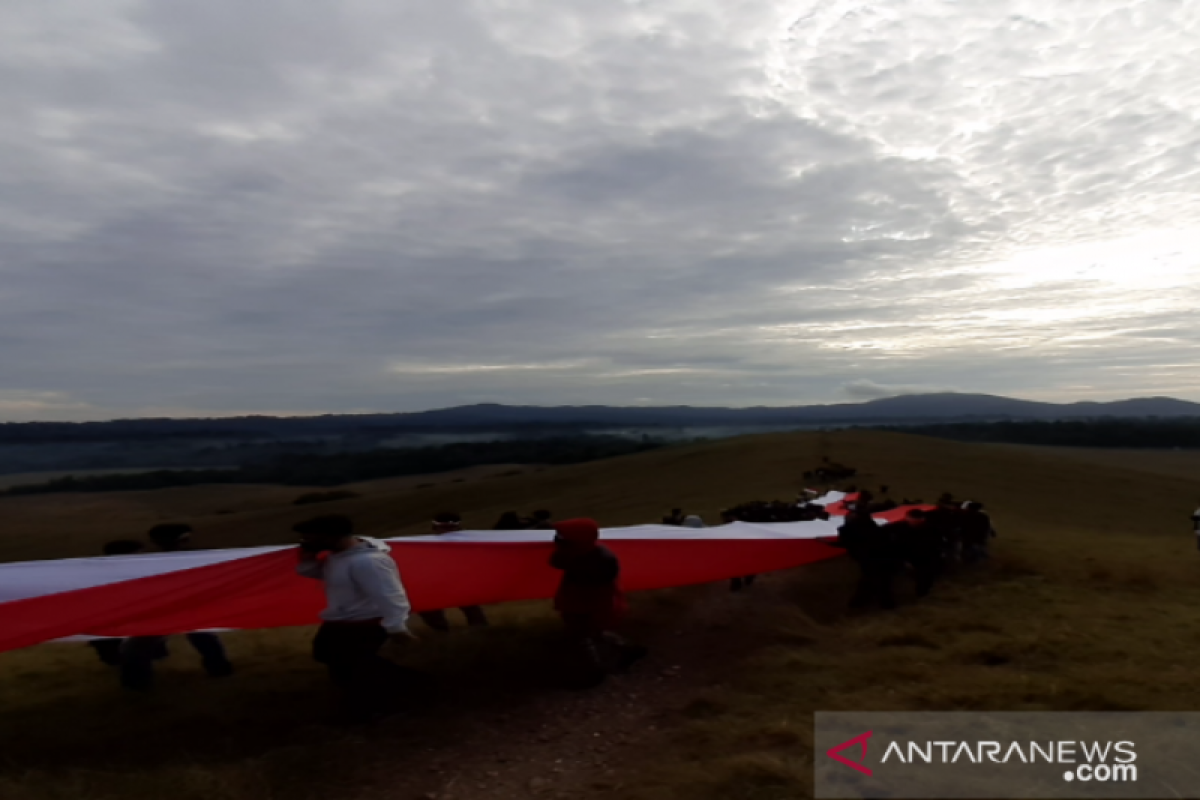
[[0, 0, 1198, 421]]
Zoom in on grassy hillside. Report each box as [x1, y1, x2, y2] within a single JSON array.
[[5, 429, 1195, 562], [1, 431, 1198, 800], [991, 444, 1200, 482], [0, 463, 530, 563]]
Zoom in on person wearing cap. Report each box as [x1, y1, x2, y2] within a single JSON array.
[[295, 514, 419, 720], [417, 511, 489, 632], [118, 523, 234, 690], [550, 518, 647, 687]]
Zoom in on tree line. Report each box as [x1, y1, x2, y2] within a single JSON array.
[[0, 436, 665, 496]]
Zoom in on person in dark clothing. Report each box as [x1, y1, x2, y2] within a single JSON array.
[[119, 524, 234, 690], [550, 518, 646, 688], [1192, 503, 1200, 552], [493, 511, 525, 530], [925, 497, 962, 565], [959, 501, 993, 563], [149, 524, 233, 675], [528, 509, 554, 530], [147, 523, 194, 551], [103, 539, 146, 555], [718, 509, 757, 591], [419, 512, 489, 631], [887, 509, 943, 598], [729, 574, 757, 591], [835, 509, 899, 609], [88, 540, 147, 666]]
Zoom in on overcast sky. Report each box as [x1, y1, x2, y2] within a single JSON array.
[[2, 0, 1199, 421]]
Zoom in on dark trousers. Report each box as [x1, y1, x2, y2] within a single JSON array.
[[89, 638, 124, 666], [943, 536, 962, 563], [908, 555, 942, 597], [729, 575, 758, 592], [312, 622, 419, 718], [118, 633, 232, 690], [851, 561, 897, 609], [186, 633, 234, 676], [418, 606, 489, 632], [560, 613, 643, 687], [962, 541, 990, 564]]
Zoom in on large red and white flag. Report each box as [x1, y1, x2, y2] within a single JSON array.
[[0, 491, 912, 653]]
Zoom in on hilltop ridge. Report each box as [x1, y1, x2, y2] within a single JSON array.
[[3, 393, 1198, 441]]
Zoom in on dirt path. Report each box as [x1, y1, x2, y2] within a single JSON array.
[[365, 576, 815, 800]]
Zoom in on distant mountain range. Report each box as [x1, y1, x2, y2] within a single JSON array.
[[3, 393, 1199, 443]]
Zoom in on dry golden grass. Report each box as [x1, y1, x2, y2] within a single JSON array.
[[1, 431, 1199, 800], [989, 443, 1200, 482]]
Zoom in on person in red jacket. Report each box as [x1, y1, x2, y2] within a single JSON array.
[[550, 518, 647, 687]]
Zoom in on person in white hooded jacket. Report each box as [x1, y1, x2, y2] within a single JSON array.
[[294, 514, 418, 719]]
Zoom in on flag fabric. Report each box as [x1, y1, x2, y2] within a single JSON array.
[[0, 491, 910, 652]]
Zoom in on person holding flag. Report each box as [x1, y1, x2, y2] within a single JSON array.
[[295, 514, 420, 720], [549, 518, 647, 688]]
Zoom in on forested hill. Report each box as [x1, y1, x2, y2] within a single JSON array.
[[4, 393, 1199, 442], [0, 435, 664, 496]]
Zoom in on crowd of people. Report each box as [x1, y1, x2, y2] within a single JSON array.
[[656, 486, 996, 605], [90, 508, 646, 713], [88, 484, 997, 719], [831, 489, 997, 610]]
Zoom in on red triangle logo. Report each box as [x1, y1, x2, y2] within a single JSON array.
[[826, 730, 873, 776]]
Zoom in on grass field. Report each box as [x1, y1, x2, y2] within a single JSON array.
[[1, 431, 1198, 800], [0, 463, 533, 563]]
